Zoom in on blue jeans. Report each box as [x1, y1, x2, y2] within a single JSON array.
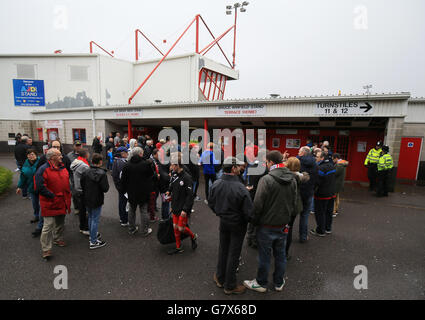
[[299, 195, 312, 241], [37, 214, 44, 230], [30, 193, 40, 218], [216, 169, 223, 180], [192, 181, 198, 197], [309, 195, 314, 212], [256, 226, 288, 288], [88, 206, 102, 244]]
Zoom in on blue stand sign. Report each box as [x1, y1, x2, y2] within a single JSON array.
[[13, 79, 45, 106]]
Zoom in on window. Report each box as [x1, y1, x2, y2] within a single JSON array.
[[69, 66, 89, 81], [72, 129, 86, 144], [17, 64, 36, 79]]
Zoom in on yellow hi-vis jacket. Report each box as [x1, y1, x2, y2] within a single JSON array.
[[364, 148, 382, 165], [378, 154, 393, 171]]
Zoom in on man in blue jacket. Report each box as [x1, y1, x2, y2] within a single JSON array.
[[198, 142, 219, 204], [297, 146, 318, 242], [310, 150, 336, 237]]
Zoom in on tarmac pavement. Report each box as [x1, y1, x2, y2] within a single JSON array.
[[0, 154, 424, 300]]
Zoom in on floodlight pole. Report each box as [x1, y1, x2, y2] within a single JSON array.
[[232, 7, 238, 69], [196, 14, 200, 53]]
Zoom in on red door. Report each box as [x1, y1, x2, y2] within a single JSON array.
[[346, 137, 371, 182], [397, 137, 423, 180]]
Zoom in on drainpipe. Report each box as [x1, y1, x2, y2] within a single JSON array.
[[204, 119, 208, 150], [92, 109, 96, 144], [128, 120, 132, 140]]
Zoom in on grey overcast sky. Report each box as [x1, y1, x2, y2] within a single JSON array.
[[1, 0, 424, 99]]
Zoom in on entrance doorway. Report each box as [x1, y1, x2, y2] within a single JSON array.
[[397, 137, 423, 180]]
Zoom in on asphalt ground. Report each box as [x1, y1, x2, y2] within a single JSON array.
[[0, 154, 424, 300]]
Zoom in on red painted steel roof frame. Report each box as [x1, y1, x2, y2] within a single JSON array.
[[89, 41, 114, 57], [128, 14, 238, 104]]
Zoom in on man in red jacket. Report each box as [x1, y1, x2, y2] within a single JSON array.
[[35, 148, 71, 260]]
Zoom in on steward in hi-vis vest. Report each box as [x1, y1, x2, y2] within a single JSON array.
[[364, 141, 383, 192], [376, 145, 393, 197]]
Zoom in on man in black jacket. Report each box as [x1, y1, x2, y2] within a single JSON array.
[[92, 136, 103, 154], [143, 139, 154, 160], [208, 157, 253, 295], [81, 153, 109, 249], [112, 147, 129, 226], [297, 146, 318, 242], [188, 144, 201, 201], [152, 149, 171, 220], [310, 150, 336, 237], [121, 147, 154, 237], [14, 136, 30, 198], [37, 140, 71, 174], [15, 136, 30, 170], [105, 138, 115, 157], [166, 152, 197, 255]]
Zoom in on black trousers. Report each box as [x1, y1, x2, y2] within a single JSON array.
[[367, 164, 378, 191], [216, 220, 247, 291], [314, 198, 334, 234], [246, 222, 257, 246], [74, 193, 88, 231], [377, 170, 390, 196], [204, 173, 216, 201]]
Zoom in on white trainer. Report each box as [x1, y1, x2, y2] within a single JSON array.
[[243, 279, 267, 293], [275, 279, 286, 291]]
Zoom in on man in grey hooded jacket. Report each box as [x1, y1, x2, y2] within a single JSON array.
[[244, 150, 297, 293], [70, 149, 90, 235]]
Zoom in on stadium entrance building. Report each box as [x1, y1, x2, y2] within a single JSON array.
[[1, 20, 424, 183]]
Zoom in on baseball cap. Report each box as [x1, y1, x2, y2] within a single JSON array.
[[74, 140, 82, 145], [116, 146, 128, 153]]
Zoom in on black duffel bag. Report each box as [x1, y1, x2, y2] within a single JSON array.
[[157, 216, 190, 245]]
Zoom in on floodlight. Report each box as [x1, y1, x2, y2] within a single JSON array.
[[242, 1, 249, 6], [226, 5, 232, 9], [226, 10, 232, 15], [234, 3, 241, 8], [240, 7, 246, 12]]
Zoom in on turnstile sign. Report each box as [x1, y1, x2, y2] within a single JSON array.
[[314, 102, 373, 116]]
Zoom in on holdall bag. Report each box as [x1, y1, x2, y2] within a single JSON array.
[[157, 216, 190, 245]]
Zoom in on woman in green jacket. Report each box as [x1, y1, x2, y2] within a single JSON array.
[[16, 149, 40, 224]]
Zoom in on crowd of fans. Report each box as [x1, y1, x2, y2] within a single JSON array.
[[14, 132, 349, 294]]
